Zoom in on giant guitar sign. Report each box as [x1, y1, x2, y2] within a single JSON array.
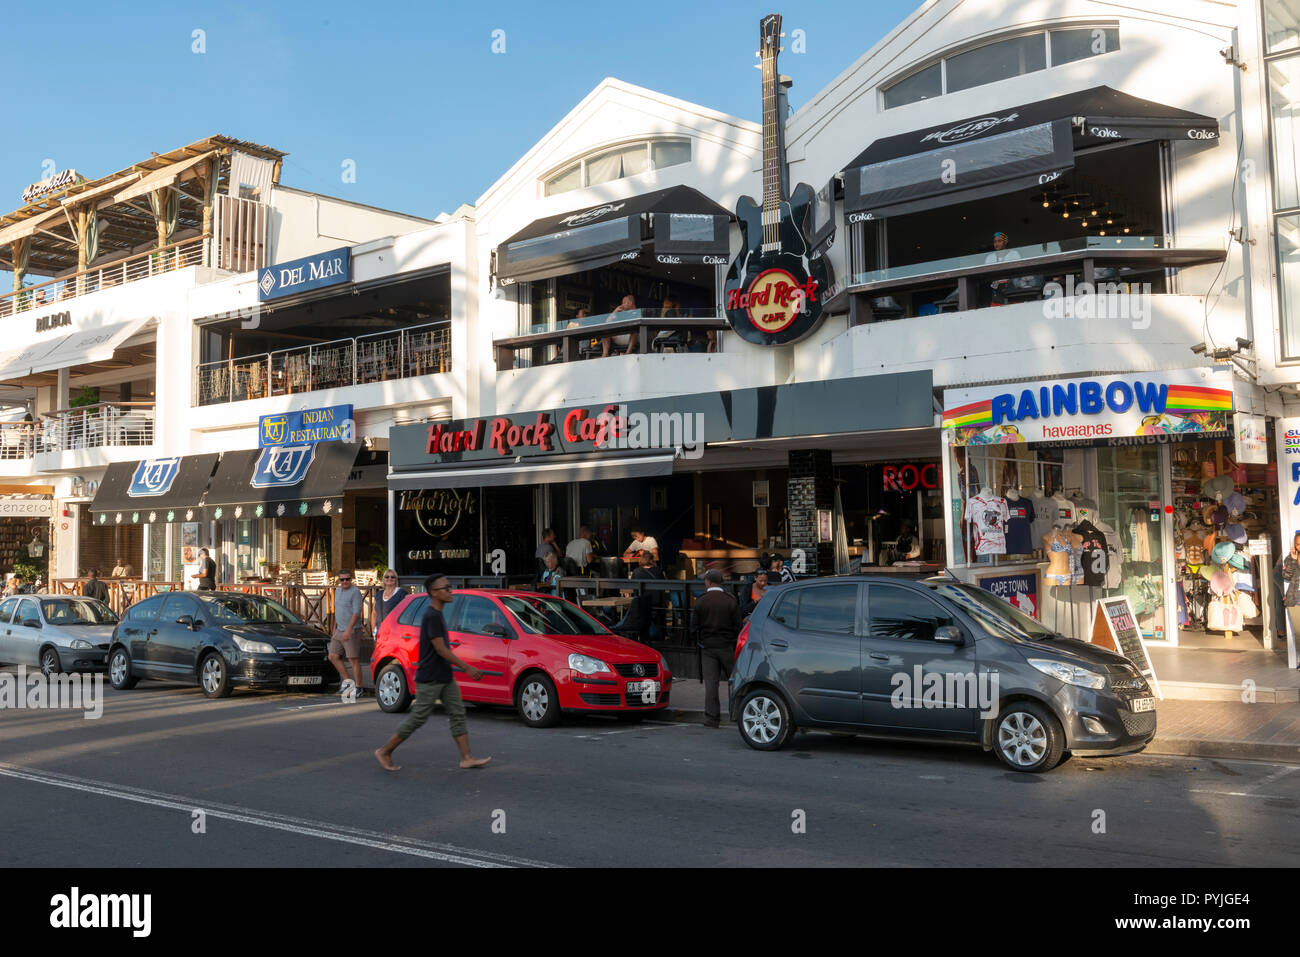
[[724, 13, 833, 346]]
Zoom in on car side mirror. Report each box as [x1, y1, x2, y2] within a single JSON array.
[[22, 618, 40, 629], [934, 625, 965, 645], [177, 615, 196, 629], [482, 623, 511, 639]]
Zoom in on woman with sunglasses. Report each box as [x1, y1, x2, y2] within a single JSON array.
[[372, 569, 408, 636]]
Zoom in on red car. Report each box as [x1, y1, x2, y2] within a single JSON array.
[[370, 589, 672, 726]]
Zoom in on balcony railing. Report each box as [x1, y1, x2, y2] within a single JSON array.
[[494, 308, 727, 370], [0, 421, 38, 460], [195, 320, 452, 406], [39, 402, 155, 453], [0, 236, 207, 319]]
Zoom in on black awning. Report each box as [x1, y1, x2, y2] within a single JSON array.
[[494, 185, 732, 284], [201, 441, 361, 519], [91, 454, 219, 525], [842, 86, 1219, 217]]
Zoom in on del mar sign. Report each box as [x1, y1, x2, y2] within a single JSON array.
[[257, 247, 351, 302]]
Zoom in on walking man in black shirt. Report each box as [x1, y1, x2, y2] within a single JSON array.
[[691, 568, 742, 728], [375, 573, 491, 772]]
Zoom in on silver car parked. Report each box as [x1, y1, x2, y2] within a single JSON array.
[[0, 594, 119, 677]]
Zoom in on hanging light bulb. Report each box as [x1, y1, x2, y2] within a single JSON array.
[[1063, 211, 1069, 218], [1081, 220, 1088, 227], [1099, 230, 1106, 236], [1123, 226, 1131, 233], [1091, 209, 1098, 217]]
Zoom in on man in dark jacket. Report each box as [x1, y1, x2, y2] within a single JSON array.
[[691, 568, 742, 727], [83, 569, 109, 604]]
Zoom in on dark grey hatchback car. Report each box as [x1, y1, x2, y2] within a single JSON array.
[[729, 576, 1157, 772]]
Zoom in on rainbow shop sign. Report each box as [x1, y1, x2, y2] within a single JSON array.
[[942, 369, 1233, 447]]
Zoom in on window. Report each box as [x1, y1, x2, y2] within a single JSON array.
[[0, 598, 17, 624], [127, 596, 163, 621], [540, 139, 692, 197], [883, 63, 942, 109], [945, 34, 1046, 94], [1050, 27, 1119, 66], [160, 595, 194, 623], [451, 596, 507, 636], [397, 596, 429, 626], [793, 584, 859, 635], [868, 585, 955, 642], [882, 26, 1119, 109], [769, 591, 798, 625], [1266, 0, 1300, 54], [16, 599, 38, 625]]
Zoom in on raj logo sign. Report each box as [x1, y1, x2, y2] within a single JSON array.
[[257, 247, 351, 302], [128, 458, 181, 497], [251, 444, 316, 488]]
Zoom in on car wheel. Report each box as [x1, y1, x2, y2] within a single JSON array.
[[516, 673, 560, 728], [199, 652, 233, 699], [376, 663, 411, 713], [994, 702, 1064, 772], [738, 688, 794, 751], [39, 646, 61, 678], [108, 646, 138, 690]]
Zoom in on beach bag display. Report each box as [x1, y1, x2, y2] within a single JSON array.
[[1236, 590, 1258, 619], [1206, 594, 1244, 632]]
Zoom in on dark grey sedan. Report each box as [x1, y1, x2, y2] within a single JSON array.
[[0, 594, 119, 676], [729, 576, 1156, 772]]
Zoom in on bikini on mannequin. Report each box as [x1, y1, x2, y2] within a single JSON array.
[[1044, 527, 1078, 585]]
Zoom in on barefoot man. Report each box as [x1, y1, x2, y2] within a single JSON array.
[[375, 573, 491, 772]]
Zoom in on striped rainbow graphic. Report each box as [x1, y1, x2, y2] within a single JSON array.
[[1164, 384, 1232, 413], [942, 398, 993, 429]]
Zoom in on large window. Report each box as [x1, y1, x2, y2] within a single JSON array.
[[1267, 0, 1300, 357], [543, 139, 692, 197], [882, 26, 1120, 109]]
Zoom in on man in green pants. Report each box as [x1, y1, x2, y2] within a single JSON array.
[[375, 573, 492, 772]]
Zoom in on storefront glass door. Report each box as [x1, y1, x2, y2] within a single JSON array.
[[1097, 447, 1169, 642]]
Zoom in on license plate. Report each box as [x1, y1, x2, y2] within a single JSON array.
[[1130, 696, 1156, 713], [626, 680, 659, 699], [288, 675, 322, 686]]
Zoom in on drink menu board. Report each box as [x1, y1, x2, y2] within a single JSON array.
[[1090, 596, 1162, 699]]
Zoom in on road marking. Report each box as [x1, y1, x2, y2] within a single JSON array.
[[0, 762, 558, 869], [573, 722, 691, 739], [1244, 765, 1300, 792], [278, 701, 347, 711], [1189, 789, 1295, 800]]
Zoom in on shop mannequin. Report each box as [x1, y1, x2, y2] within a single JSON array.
[[1044, 526, 1083, 585], [1029, 487, 1055, 549], [966, 486, 1009, 557], [1003, 485, 1035, 556]]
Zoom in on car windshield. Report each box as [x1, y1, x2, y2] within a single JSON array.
[[925, 582, 1057, 641], [499, 595, 610, 635], [197, 594, 302, 624], [40, 598, 119, 625]]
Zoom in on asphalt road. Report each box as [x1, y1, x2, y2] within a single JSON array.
[[2, 674, 1299, 868]]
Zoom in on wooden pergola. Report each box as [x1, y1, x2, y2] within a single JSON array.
[[0, 135, 286, 293]]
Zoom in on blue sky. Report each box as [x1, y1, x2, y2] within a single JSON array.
[[2, 0, 917, 220]]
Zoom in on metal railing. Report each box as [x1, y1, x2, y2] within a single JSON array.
[[0, 236, 207, 319], [39, 402, 155, 453], [195, 320, 452, 406], [0, 421, 38, 459]]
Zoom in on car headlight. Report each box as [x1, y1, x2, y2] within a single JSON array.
[[69, 639, 93, 650], [568, 653, 611, 675], [1028, 658, 1106, 690], [658, 652, 670, 677], [232, 635, 276, 655]]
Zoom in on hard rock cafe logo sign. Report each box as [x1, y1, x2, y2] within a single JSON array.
[[399, 488, 476, 539], [558, 203, 626, 227], [726, 267, 819, 335], [920, 113, 1019, 145]]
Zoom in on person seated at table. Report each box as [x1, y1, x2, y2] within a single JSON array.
[[740, 569, 769, 618], [111, 557, 135, 579], [983, 230, 1022, 306], [538, 552, 563, 593], [565, 525, 596, 574], [622, 527, 659, 564], [602, 295, 640, 357]]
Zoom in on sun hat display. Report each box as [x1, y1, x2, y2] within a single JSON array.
[[1224, 491, 1246, 517], [1211, 540, 1237, 566], [1224, 523, 1248, 544], [1227, 551, 1250, 572], [1211, 505, 1229, 526], [1203, 529, 1219, 553], [1201, 504, 1219, 525], [1201, 475, 1234, 501], [1209, 568, 1235, 596]]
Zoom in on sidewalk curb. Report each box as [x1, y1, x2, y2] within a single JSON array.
[[665, 705, 1300, 764]]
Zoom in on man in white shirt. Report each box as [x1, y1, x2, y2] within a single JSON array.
[[984, 231, 1021, 305], [565, 526, 596, 571], [622, 527, 659, 564]]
